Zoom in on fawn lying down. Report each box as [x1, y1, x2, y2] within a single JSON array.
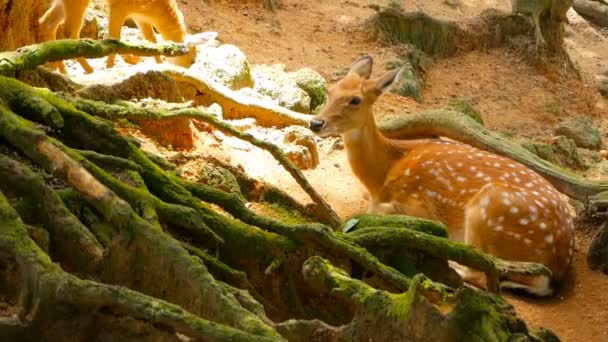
[[309, 55, 574, 296], [39, 0, 217, 74]]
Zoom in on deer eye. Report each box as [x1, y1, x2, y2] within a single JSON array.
[[348, 97, 362, 106]]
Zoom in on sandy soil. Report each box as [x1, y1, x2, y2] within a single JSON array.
[[65, 0, 608, 340]]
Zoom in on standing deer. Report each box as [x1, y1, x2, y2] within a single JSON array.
[[308, 55, 574, 296], [38, 0, 218, 74]]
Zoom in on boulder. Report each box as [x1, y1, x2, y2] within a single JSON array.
[[551, 135, 587, 170], [194, 44, 254, 90], [284, 126, 319, 169], [251, 64, 311, 113], [198, 162, 242, 194], [390, 61, 424, 103], [289, 67, 328, 112], [554, 116, 602, 150]]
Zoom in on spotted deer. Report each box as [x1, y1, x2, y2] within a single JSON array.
[[309, 55, 574, 296], [38, 0, 218, 74]]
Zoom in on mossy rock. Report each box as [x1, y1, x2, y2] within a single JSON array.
[[521, 141, 558, 164], [586, 160, 608, 177], [445, 98, 484, 126], [289, 67, 328, 112], [194, 44, 254, 90], [198, 162, 242, 195], [555, 116, 602, 150], [551, 135, 587, 170], [388, 61, 424, 103], [251, 64, 311, 113]]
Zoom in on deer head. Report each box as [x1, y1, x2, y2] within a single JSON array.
[[309, 55, 404, 137]]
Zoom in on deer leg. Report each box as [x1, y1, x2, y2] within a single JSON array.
[[63, 3, 94, 74], [38, 2, 68, 74], [135, 20, 163, 64], [106, 10, 127, 68]]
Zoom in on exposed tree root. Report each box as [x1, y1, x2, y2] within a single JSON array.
[[59, 95, 340, 227], [0, 190, 280, 341], [0, 39, 189, 77], [0, 39, 563, 340], [365, 6, 531, 56], [366, 2, 578, 75], [277, 257, 557, 342]]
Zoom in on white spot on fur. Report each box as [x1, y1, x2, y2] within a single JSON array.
[[545, 234, 554, 244], [519, 218, 529, 225], [510, 207, 519, 214], [539, 222, 547, 230]]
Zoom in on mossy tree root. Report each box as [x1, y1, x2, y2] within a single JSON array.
[[0, 103, 282, 339], [60, 95, 341, 228], [345, 226, 551, 293], [0, 190, 282, 342], [276, 257, 556, 342], [0, 38, 190, 77]]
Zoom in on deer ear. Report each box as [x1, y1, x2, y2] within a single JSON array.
[[375, 67, 404, 95], [347, 55, 373, 79], [184, 31, 218, 46]]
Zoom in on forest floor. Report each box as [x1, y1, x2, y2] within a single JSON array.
[[62, 0, 608, 340]]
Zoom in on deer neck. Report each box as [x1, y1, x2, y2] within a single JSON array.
[[342, 113, 399, 198]]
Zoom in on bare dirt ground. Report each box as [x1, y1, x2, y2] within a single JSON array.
[[65, 0, 608, 340], [187, 1, 608, 341]]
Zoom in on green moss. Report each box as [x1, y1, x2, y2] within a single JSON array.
[[445, 98, 484, 126], [521, 141, 558, 164], [290, 67, 328, 112], [344, 214, 448, 238], [198, 162, 242, 195], [544, 100, 563, 116]]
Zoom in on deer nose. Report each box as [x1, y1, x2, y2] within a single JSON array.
[[309, 119, 325, 132]]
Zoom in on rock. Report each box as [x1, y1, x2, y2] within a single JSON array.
[[600, 80, 608, 98], [587, 160, 608, 176], [445, 99, 484, 126], [284, 126, 319, 169], [198, 162, 242, 194], [236, 87, 277, 103], [283, 144, 315, 170], [391, 61, 424, 103], [140, 118, 195, 150], [554, 116, 602, 150], [521, 142, 558, 164], [289, 67, 328, 112], [251, 64, 312, 113], [193, 44, 254, 90], [551, 135, 587, 170]]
